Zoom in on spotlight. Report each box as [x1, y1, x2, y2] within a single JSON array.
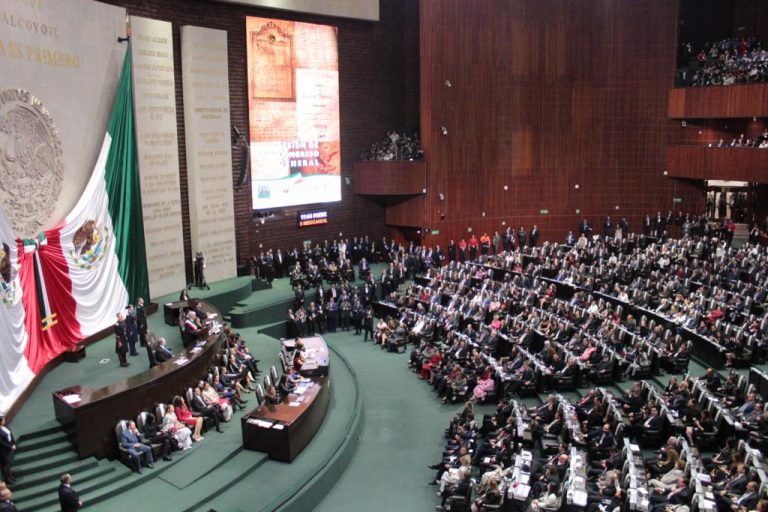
[[441, 126, 448, 135], [445, 79, 452, 87]]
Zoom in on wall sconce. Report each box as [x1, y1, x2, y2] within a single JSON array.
[[439, 193, 445, 201], [663, 171, 668, 176], [441, 126, 448, 135], [615, 205, 620, 210], [574, 184, 580, 189], [681, 121, 687, 127], [503, 185, 508, 191], [445, 79, 452, 87], [344, 176, 352, 186]]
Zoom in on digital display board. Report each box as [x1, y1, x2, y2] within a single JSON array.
[[246, 17, 341, 209], [298, 209, 328, 227]]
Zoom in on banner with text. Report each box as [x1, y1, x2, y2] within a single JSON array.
[[181, 25, 237, 283], [130, 16, 187, 298], [0, 0, 126, 239]]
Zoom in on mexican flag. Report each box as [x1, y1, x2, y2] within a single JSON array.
[[0, 46, 148, 413]]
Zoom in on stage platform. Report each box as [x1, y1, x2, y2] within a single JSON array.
[[8, 276, 362, 512]]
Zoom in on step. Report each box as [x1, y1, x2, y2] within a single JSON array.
[[16, 429, 70, 453], [12, 462, 114, 503], [10, 458, 99, 491], [16, 425, 66, 443], [14, 439, 74, 466], [14, 451, 81, 477]]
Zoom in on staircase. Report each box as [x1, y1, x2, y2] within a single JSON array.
[[10, 426, 130, 512], [733, 223, 749, 247]]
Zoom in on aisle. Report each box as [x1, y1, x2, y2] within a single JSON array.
[[313, 332, 464, 512]]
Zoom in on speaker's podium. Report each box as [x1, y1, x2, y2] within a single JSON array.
[[241, 336, 331, 462]]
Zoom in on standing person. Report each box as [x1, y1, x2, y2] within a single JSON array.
[[114, 312, 129, 367], [0, 417, 16, 484], [0, 487, 17, 512], [517, 226, 527, 248], [363, 307, 374, 341], [58, 473, 82, 512], [530, 225, 539, 247], [136, 298, 148, 348], [125, 304, 139, 356]]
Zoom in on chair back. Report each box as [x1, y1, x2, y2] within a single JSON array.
[[115, 419, 128, 441], [137, 411, 150, 432], [270, 366, 279, 387], [156, 403, 166, 420], [256, 384, 266, 405], [264, 375, 272, 389], [185, 387, 194, 405]]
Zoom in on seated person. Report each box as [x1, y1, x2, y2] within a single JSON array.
[[190, 387, 224, 433], [141, 413, 172, 461], [531, 482, 559, 511], [265, 385, 280, 405], [162, 403, 198, 447], [154, 337, 173, 363], [120, 421, 154, 473], [173, 397, 205, 437]]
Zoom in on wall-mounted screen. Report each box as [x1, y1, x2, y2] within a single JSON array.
[[246, 16, 341, 209]]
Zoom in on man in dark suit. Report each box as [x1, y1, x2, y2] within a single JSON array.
[[120, 421, 154, 473], [125, 304, 139, 356], [136, 297, 148, 347], [0, 488, 18, 512], [154, 337, 174, 363], [589, 423, 614, 458], [191, 387, 224, 433], [651, 478, 691, 512], [0, 417, 15, 484], [517, 227, 527, 248], [58, 473, 82, 511], [718, 481, 759, 512], [114, 312, 129, 367], [529, 225, 539, 247]]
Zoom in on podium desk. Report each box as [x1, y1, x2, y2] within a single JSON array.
[[241, 376, 331, 462], [53, 301, 224, 459]]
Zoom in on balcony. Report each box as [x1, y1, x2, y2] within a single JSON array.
[[669, 83, 768, 119], [353, 160, 426, 195], [667, 146, 768, 182]]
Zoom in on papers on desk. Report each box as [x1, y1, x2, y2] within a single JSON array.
[[62, 394, 81, 404], [288, 401, 301, 407], [272, 423, 285, 430], [568, 489, 588, 506], [174, 357, 190, 366], [247, 418, 274, 428], [190, 347, 202, 354], [630, 443, 641, 452]]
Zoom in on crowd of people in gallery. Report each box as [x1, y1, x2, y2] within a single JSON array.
[[677, 36, 768, 86], [266, 209, 768, 511], [706, 131, 768, 149], [359, 129, 424, 161]]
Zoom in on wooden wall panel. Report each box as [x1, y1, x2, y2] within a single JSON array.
[[100, 0, 415, 276], [353, 161, 426, 195], [669, 84, 768, 119], [419, 0, 703, 248], [385, 196, 426, 228], [667, 147, 768, 182]]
